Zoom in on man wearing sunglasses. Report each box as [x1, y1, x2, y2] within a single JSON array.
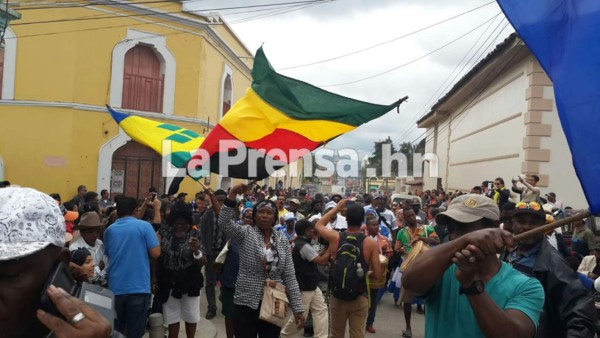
[[504, 201, 596, 338], [402, 194, 545, 338], [492, 177, 511, 210]]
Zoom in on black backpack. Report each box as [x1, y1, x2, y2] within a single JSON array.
[[331, 232, 366, 300]]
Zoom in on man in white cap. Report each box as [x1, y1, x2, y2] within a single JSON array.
[[402, 194, 545, 338], [287, 198, 306, 221], [276, 212, 298, 244], [324, 201, 347, 231], [0, 187, 112, 337]]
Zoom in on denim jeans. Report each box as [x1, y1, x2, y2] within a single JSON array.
[[366, 288, 380, 327], [115, 293, 151, 338]]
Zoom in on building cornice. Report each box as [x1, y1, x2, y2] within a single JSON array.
[[93, 0, 252, 75]]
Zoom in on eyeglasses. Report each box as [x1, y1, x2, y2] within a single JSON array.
[[515, 201, 541, 211]]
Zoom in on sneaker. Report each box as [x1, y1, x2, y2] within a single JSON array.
[[402, 329, 412, 338], [366, 326, 376, 333], [205, 310, 216, 320]]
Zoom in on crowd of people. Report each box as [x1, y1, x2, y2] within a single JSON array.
[[0, 172, 597, 338]]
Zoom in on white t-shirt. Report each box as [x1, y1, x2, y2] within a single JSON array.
[[327, 214, 347, 231], [378, 209, 397, 230]]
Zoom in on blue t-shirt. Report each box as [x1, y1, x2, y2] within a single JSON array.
[[104, 216, 159, 295], [425, 262, 545, 338]]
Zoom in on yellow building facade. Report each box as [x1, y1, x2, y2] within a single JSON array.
[[0, 0, 303, 199]]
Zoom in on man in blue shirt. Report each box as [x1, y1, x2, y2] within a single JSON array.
[[104, 196, 161, 338], [402, 194, 545, 338]]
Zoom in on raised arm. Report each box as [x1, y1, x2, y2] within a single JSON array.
[[315, 200, 346, 245], [518, 177, 537, 193], [218, 184, 252, 242], [205, 188, 222, 217]]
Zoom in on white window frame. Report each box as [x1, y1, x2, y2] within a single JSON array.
[[2, 27, 17, 100], [109, 29, 176, 115], [219, 64, 233, 119]]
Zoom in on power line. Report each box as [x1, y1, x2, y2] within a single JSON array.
[[277, 0, 496, 70], [11, 0, 331, 26], [415, 22, 514, 153], [7, 1, 327, 39], [389, 16, 506, 146], [414, 13, 502, 120], [228, 0, 332, 24], [318, 13, 499, 88], [13, 0, 327, 11]]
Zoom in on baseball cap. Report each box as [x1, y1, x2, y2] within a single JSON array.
[[308, 214, 321, 222], [283, 212, 297, 222], [325, 201, 337, 210], [513, 201, 546, 221], [545, 192, 556, 198], [289, 198, 300, 205], [0, 187, 66, 261], [177, 192, 188, 199], [435, 194, 500, 225]]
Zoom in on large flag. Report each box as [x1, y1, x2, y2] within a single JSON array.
[[497, 0, 600, 213], [192, 47, 406, 179], [108, 106, 205, 169]]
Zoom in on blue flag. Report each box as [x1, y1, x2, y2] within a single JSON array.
[[497, 0, 600, 214]]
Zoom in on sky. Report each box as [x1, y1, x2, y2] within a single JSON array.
[[190, 0, 514, 161]]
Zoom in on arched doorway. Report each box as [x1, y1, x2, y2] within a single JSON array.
[[111, 141, 164, 199]]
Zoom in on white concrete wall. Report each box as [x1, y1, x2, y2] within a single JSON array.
[[539, 86, 588, 208], [445, 60, 528, 192]]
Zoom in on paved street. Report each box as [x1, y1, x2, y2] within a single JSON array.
[[204, 288, 426, 338]]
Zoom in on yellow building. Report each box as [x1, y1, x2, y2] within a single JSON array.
[[0, 0, 299, 199]]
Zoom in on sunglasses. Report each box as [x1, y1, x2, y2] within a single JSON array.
[[515, 201, 541, 211]]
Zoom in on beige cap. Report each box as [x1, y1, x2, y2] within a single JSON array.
[[435, 194, 499, 225]]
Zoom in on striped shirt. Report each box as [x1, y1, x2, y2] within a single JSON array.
[[218, 202, 304, 314]]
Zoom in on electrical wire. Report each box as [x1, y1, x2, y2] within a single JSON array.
[[411, 22, 514, 151], [277, 0, 496, 70], [389, 17, 506, 146], [14, 0, 327, 11], [7, 0, 327, 39], [414, 13, 502, 121], [318, 13, 498, 87], [11, 0, 331, 26], [228, 0, 332, 24]]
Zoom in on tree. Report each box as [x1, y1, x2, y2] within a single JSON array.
[[399, 138, 426, 176], [367, 136, 397, 178]]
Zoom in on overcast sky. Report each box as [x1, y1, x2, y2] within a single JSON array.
[[191, 0, 514, 160]]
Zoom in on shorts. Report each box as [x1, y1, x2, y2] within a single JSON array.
[[399, 287, 414, 304], [220, 286, 235, 317], [163, 294, 201, 325]]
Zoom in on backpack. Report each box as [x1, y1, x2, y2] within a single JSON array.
[[331, 232, 367, 300]]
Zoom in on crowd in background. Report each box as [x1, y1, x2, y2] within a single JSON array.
[[0, 172, 597, 338]]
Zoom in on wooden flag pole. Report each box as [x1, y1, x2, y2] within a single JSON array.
[[513, 210, 591, 242]]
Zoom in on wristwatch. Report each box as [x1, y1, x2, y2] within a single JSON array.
[[459, 280, 484, 295]]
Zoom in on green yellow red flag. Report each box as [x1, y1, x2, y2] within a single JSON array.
[[194, 47, 406, 179]]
